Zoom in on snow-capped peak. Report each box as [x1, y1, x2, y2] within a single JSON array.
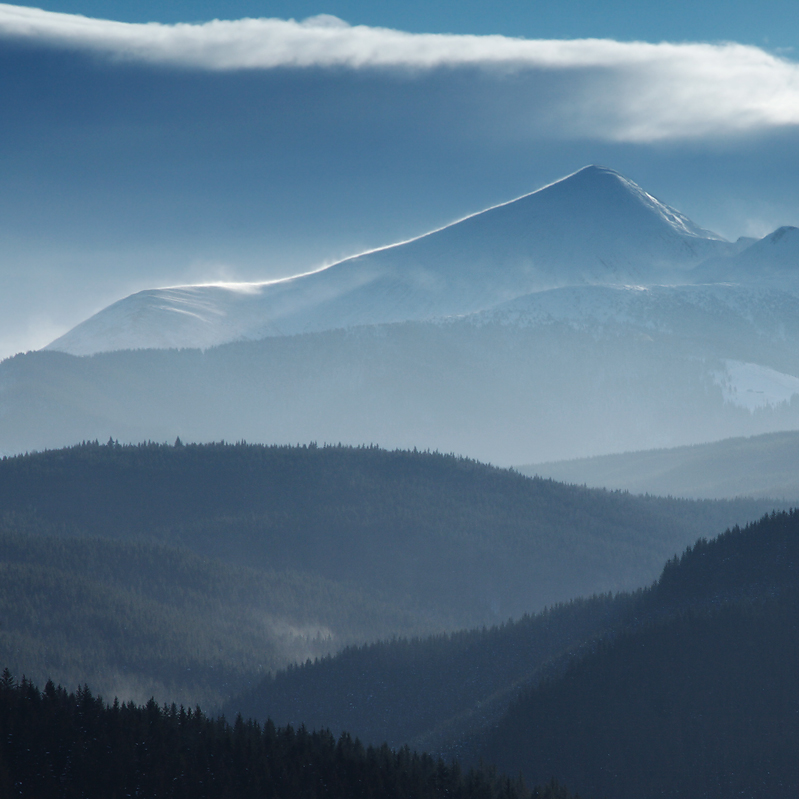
[[46, 166, 736, 356]]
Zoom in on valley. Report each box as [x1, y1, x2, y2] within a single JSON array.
[[1, 441, 784, 711], [1, 164, 798, 798]]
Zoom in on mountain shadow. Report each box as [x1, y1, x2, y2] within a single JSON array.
[[226, 509, 799, 799], [476, 510, 799, 798]]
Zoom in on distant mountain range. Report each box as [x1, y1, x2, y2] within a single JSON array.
[[46, 165, 744, 356], [520, 429, 799, 500], [3, 165, 798, 462]]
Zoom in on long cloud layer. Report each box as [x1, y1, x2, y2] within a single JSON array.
[[2, 3, 799, 142]]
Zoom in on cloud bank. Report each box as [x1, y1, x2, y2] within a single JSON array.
[[2, 3, 799, 142]]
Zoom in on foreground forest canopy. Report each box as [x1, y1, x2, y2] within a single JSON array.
[[0, 671, 575, 799], [0, 440, 785, 708]]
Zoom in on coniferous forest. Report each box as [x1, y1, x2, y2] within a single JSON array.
[[0, 669, 576, 799], [226, 510, 799, 798], [1, 441, 798, 797], [0, 441, 782, 707], [478, 510, 799, 798]]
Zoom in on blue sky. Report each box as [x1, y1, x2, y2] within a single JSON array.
[[1, 2, 798, 357]]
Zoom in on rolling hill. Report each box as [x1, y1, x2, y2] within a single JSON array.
[[0, 441, 786, 710], [0, 441, 783, 625], [520, 430, 799, 499]]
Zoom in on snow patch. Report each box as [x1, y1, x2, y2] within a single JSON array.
[[713, 359, 799, 411]]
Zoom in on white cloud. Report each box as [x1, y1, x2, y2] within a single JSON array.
[[2, 3, 799, 141]]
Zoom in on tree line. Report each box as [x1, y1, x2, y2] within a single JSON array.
[[0, 669, 577, 799]]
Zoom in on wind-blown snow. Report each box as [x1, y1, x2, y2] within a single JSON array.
[[46, 166, 735, 356], [714, 360, 799, 411]]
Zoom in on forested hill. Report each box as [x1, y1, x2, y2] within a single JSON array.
[[226, 509, 799, 781], [0, 441, 786, 625], [0, 530, 428, 710], [477, 509, 799, 799], [3, 444, 797, 797]]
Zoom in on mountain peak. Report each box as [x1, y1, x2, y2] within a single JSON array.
[[539, 165, 725, 243], [565, 164, 622, 179], [691, 223, 799, 287], [542, 164, 632, 196], [740, 225, 799, 258]]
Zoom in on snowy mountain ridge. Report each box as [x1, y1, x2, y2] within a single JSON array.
[[466, 283, 799, 339], [46, 165, 748, 356], [693, 225, 799, 288], [4, 166, 797, 463]]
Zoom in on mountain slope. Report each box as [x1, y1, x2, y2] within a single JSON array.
[[693, 224, 799, 288], [0, 528, 421, 710], [520, 430, 799, 499], [46, 166, 733, 355], [226, 509, 799, 799], [484, 597, 799, 799], [225, 594, 634, 751], [479, 510, 799, 799], [7, 286, 799, 463], [472, 282, 799, 347]]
